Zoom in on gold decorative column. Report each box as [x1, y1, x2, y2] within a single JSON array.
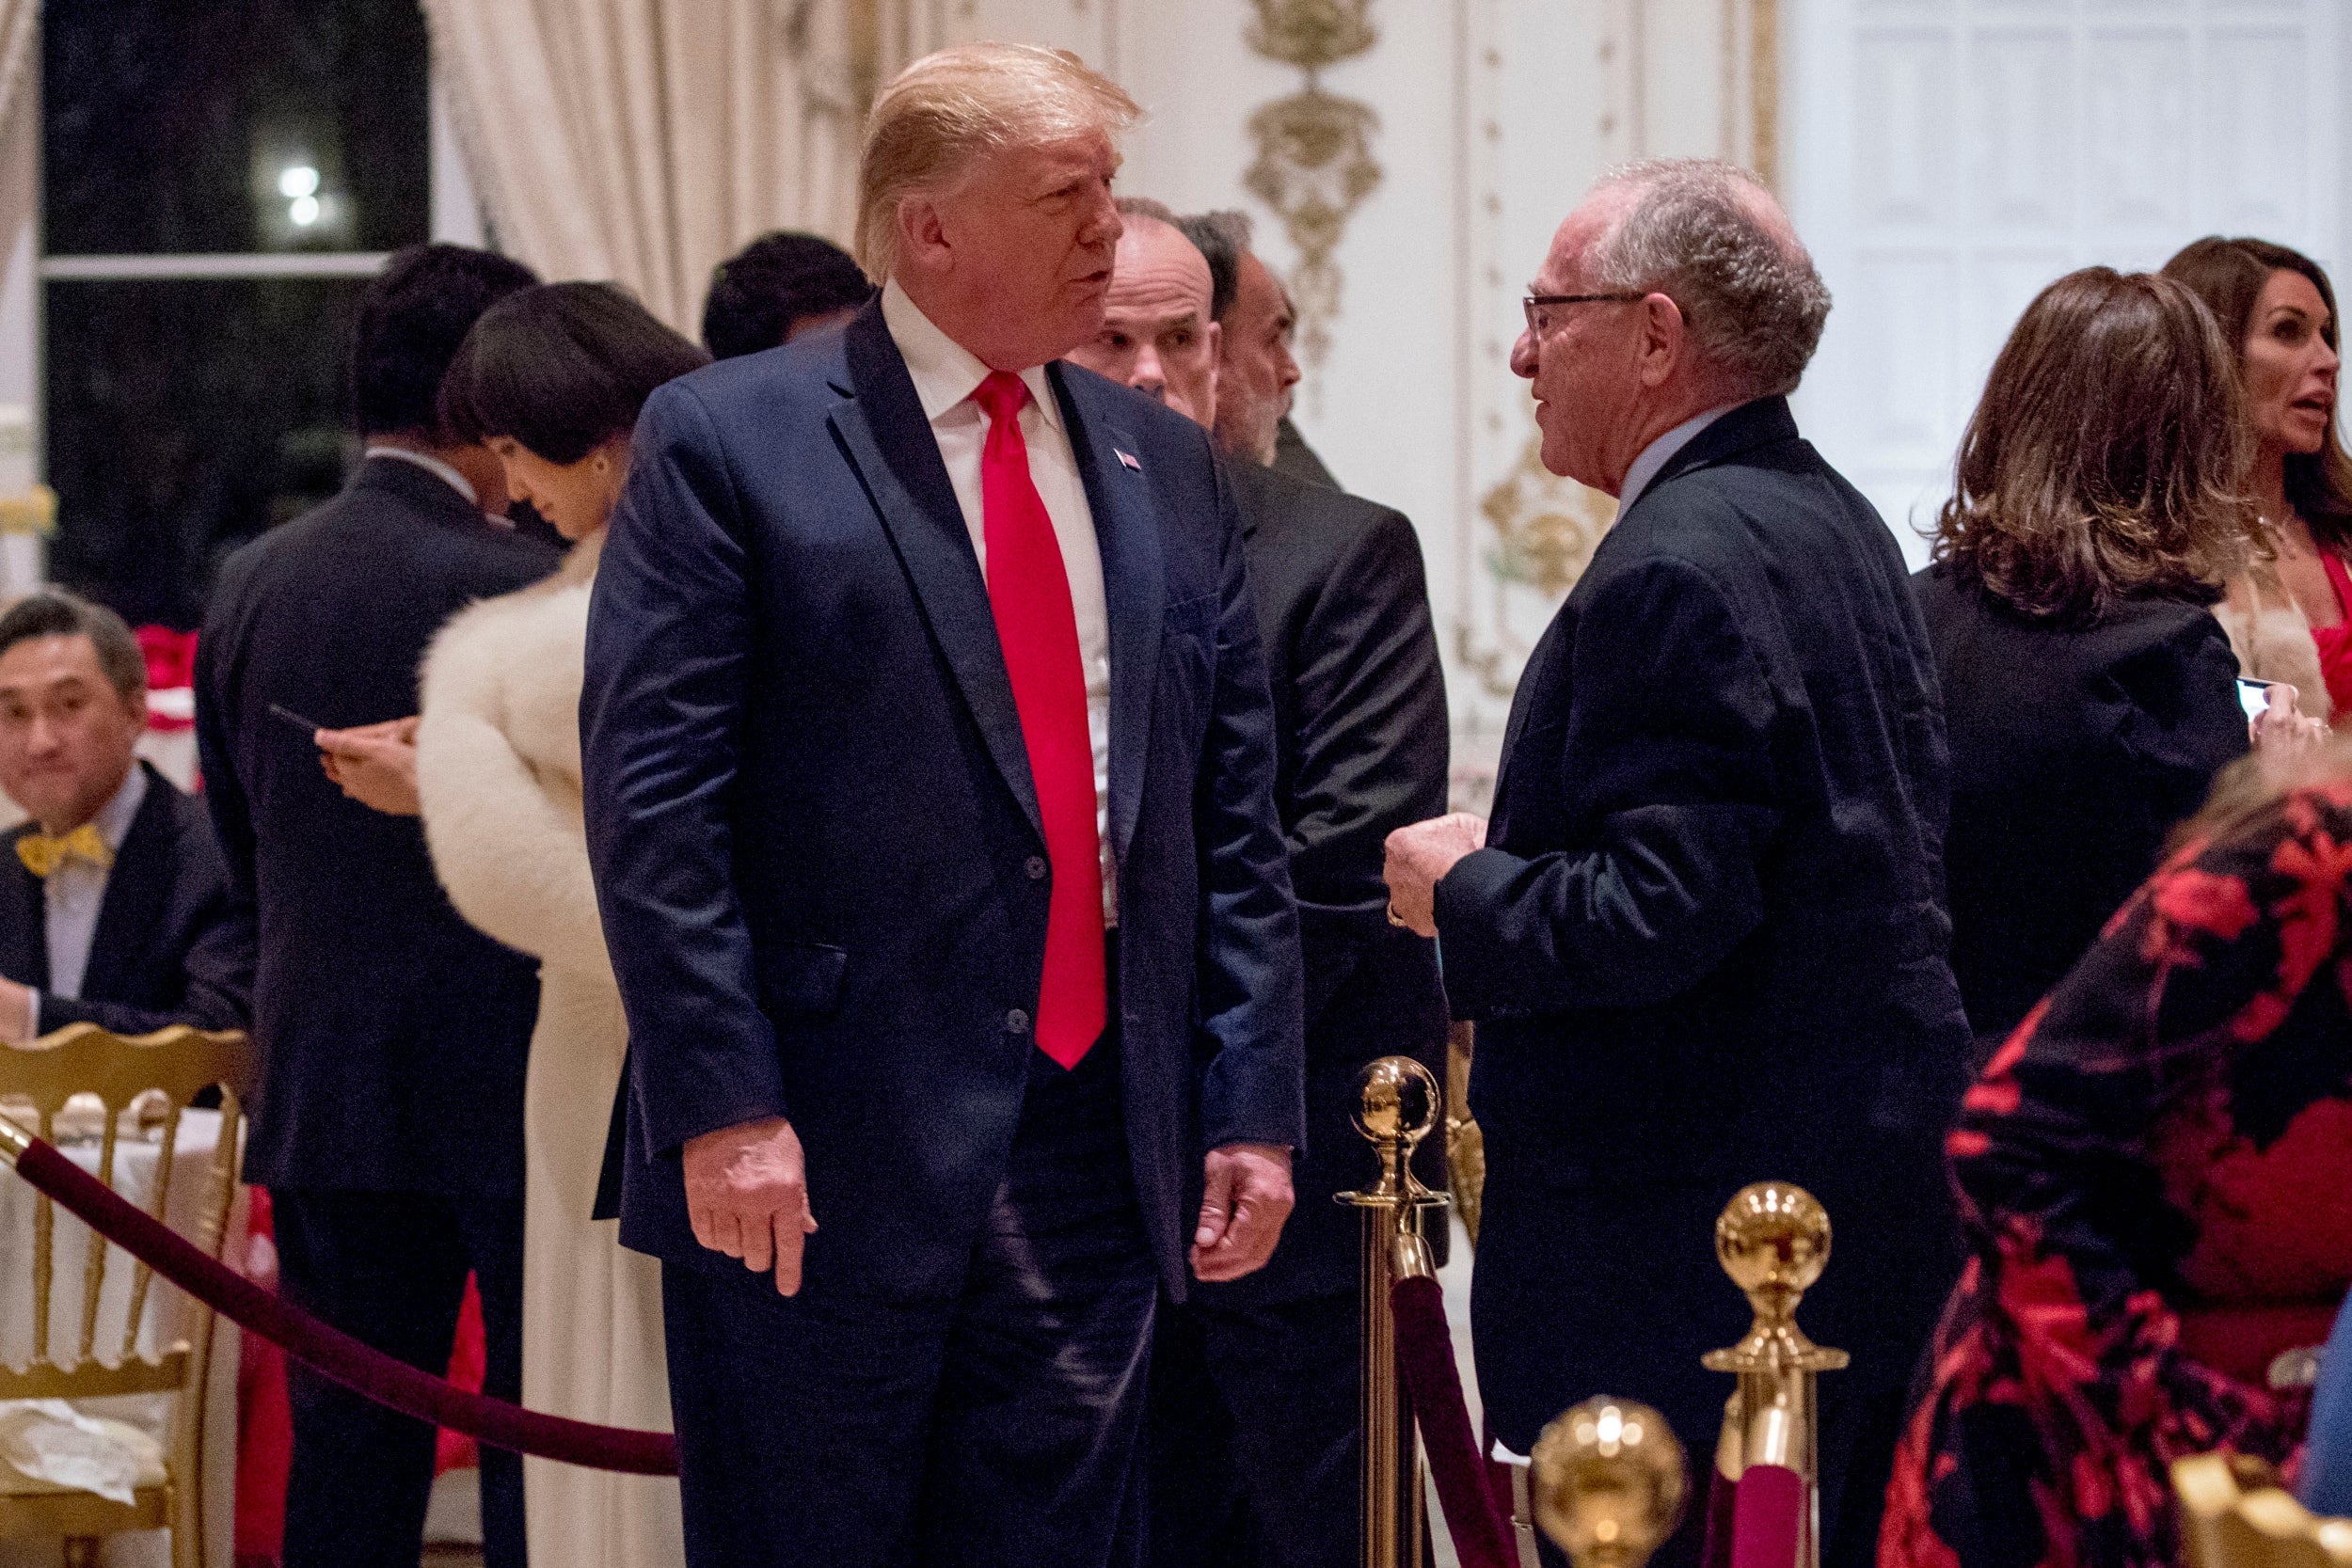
[[1242, 0, 1384, 379], [1339, 1055, 1449, 1568]]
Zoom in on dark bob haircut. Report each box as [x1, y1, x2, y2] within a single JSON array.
[[351, 244, 539, 438], [1173, 209, 1250, 325], [2161, 235, 2352, 549], [0, 590, 147, 703], [1932, 267, 2253, 623], [438, 282, 709, 466], [701, 231, 872, 361]]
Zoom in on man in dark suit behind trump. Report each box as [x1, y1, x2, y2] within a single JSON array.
[[1384, 159, 1971, 1568], [580, 42, 1305, 1568]]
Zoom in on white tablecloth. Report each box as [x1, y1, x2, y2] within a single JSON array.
[[0, 1105, 241, 1567]]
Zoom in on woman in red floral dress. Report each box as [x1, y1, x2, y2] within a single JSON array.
[[1882, 759, 2352, 1568]]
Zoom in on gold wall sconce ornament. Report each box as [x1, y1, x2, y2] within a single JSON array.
[[0, 483, 57, 538], [1703, 1181, 1848, 1568], [1242, 0, 1383, 380], [1339, 1053, 1449, 1568], [1531, 1396, 1690, 1568]]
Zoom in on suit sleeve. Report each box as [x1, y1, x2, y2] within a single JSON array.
[[580, 383, 786, 1157], [1194, 454, 1308, 1153], [1435, 553, 1782, 1016], [194, 588, 257, 912], [1285, 507, 1449, 1018]]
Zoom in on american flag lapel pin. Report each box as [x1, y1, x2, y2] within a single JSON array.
[[1115, 449, 1142, 472]]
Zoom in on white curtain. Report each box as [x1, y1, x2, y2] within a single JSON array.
[[419, 0, 946, 333]]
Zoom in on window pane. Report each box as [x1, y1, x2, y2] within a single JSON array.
[[44, 278, 367, 626], [44, 0, 429, 256]]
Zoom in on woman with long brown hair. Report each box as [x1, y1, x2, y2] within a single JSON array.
[[1914, 266, 2312, 1046], [2164, 237, 2352, 719]]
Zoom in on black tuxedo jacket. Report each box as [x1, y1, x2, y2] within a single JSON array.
[[196, 457, 559, 1195], [1200, 458, 1449, 1306], [1439, 398, 1971, 1460], [581, 299, 1305, 1302], [0, 760, 253, 1037]]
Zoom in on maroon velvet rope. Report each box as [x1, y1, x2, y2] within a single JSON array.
[[1391, 1273, 1518, 1568], [11, 1133, 679, 1476]]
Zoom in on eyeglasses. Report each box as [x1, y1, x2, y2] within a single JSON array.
[[1522, 292, 1647, 336]]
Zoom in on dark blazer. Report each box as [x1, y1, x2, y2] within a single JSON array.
[[581, 299, 1305, 1303], [1439, 400, 1972, 1527], [196, 456, 558, 1195], [1915, 565, 2249, 1046], [1201, 458, 1449, 1306], [0, 760, 252, 1036], [1272, 418, 1338, 490]]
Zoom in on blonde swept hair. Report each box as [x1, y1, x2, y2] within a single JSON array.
[[855, 42, 1142, 283]]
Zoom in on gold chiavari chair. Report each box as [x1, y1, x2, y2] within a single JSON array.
[[2175, 1451, 2352, 1568], [0, 1022, 253, 1568]]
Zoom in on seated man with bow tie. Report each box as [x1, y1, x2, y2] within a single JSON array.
[[0, 591, 251, 1041]]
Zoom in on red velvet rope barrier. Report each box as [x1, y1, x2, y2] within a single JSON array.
[[9, 1132, 679, 1476], [1729, 1464, 1804, 1568], [1391, 1274, 1518, 1568]]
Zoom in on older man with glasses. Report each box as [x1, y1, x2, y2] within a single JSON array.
[[1384, 158, 1970, 1568]]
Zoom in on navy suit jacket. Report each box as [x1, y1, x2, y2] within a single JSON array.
[[581, 300, 1305, 1302], [197, 457, 558, 1194], [0, 761, 253, 1037], [1440, 399, 1971, 1460]]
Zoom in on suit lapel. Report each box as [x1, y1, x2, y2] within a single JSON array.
[[0, 827, 44, 988], [827, 302, 1043, 841], [81, 765, 173, 1003], [1050, 363, 1162, 859]]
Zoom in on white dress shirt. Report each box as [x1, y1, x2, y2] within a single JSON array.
[[363, 443, 479, 506], [882, 279, 1118, 923], [37, 762, 150, 1007], [1617, 403, 1741, 515]]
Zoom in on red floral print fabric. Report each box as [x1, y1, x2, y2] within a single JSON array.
[[1882, 785, 2352, 1568]]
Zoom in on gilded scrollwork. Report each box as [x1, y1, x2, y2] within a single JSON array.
[[1455, 426, 1615, 700], [1242, 0, 1382, 377]]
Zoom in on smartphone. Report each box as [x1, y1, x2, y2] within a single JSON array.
[[2238, 678, 2277, 721], [266, 702, 324, 736]]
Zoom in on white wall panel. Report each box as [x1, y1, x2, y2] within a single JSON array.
[[1790, 0, 2344, 566]]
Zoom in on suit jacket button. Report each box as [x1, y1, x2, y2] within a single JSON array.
[[1006, 1008, 1032, 1034], [1025, 856, 1048, 880]]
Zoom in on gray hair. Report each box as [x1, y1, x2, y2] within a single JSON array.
[[1585, 158, 1831, 398]]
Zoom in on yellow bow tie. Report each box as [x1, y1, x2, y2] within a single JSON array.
[[18, 824, 113, 879]]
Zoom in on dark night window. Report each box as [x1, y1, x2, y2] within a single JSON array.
[[40, 0, 434, 626]]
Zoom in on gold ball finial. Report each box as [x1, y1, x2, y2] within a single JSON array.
[[1715, 1181, 1831, 1305], [1531, 1397, 1688, 1568], [1352, 1055, 1439, 1149]]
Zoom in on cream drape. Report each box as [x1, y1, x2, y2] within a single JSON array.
[[0, 0, 33, 138], [420, 0, 946, 333]]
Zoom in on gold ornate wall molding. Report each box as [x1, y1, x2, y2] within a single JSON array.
[[1242, 0, 1383, 381]]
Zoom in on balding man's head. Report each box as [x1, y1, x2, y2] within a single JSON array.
[[1065, 208, 1220, 429], [1511, 158, 1830, 493]]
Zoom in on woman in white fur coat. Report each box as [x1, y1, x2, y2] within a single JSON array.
[[417, 284, 707, 1568]]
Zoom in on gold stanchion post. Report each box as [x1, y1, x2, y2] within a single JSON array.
[[1702, 1182, 1849, 1568], [1339, 1056, 1449, 1568], [1531, 1397, 1688, 1568]]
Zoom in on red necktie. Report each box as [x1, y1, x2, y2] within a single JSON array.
[[971, 371, 1106, 1069]]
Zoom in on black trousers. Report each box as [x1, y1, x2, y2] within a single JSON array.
[[661, 1034, 1159, 1568], [272, 1184, 527, 1568], [1147, 1289, 1359, 1568]]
